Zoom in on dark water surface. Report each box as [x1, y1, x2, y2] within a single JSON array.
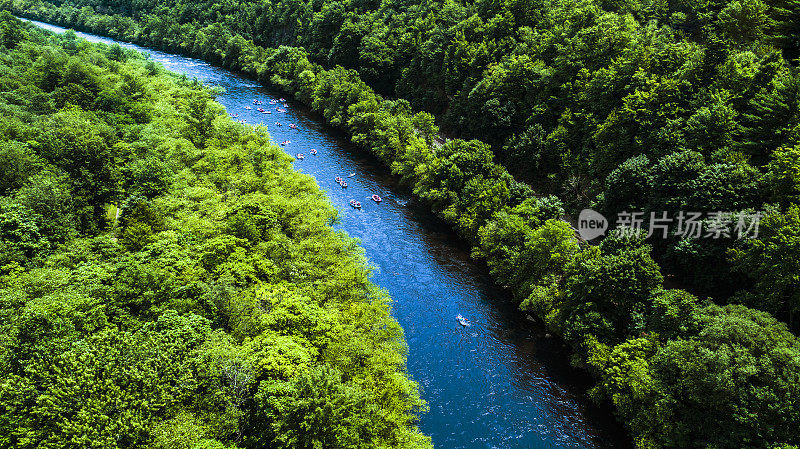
[[28, 19, 630, 449]]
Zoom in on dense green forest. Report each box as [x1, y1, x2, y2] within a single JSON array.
[[18, 0, 800, 309], [0, 15, 431, 448], [6, 1, 800, 448]]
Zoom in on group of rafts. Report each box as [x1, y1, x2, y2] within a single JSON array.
[[241, 98, 470, 325], [241, 98, 385, 211], [348, 193, 382, 209], [231, 98, 289, 123]]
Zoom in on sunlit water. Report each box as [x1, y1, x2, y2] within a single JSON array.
[[28, 19, 630, 449]]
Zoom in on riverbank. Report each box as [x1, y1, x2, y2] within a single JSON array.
[[22, 17, 631, 447], [0, 14, 431, 447], [11, 4, 800, 448]]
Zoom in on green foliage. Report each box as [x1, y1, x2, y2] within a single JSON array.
[[475, 197, 574, 306], [646, 289, 701, 339], [7, 4, 800, 448], [0, 141, 41, 195], [562, 236, 663, 345], [0, 201, 48, 267], [0, 10, 25, 48], [639, 305, 800, 448], [44, 0, 796, 310], [766, 144, 800, 206], [0, 18, 429, 449], [597, 154, 653, 216], [253, 367, 407, 449], [730, 206, 800, 325]]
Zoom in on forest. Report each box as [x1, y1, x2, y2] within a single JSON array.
[[20, 0, 800, 313], [5, 0, 800, 447], [0, 14, 431, 449]]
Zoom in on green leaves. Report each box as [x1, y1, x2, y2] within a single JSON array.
[[729, 206, 800, 322], [766, 144, 800, 206], [10, 3, 800, 448], [4, 328, 182, 448], [642, 305, 800, 448], [0, 142, 42, 195], [253, 367, 377, 449], [0, 201, 49, 267], [0, 18, 430, 449], [183, 92, 220, 148], [563, 236, 663, 345], [0, 11, 26, 48]]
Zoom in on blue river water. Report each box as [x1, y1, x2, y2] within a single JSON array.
[[28, 19, 629, 449]]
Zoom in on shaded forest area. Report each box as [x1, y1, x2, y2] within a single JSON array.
[[29, 0, 800, 312]]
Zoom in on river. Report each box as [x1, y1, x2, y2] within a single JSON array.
[[28, 19, 629, 449]]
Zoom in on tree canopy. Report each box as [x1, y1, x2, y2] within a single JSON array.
[[7, 1, 800, 447], [0, 16, 430, 449]]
